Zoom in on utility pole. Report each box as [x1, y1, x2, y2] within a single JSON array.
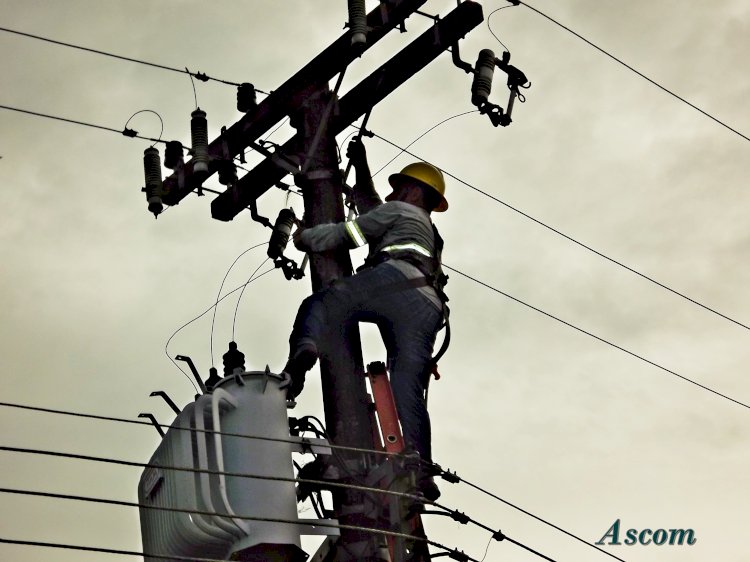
[[297, 84, 382, 561], [139, 2, 493, 561]]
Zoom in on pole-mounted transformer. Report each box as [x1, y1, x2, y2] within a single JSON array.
[[143, 146, 164, 218]]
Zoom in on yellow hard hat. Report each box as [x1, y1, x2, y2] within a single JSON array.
[[387, 162, 448, 212]]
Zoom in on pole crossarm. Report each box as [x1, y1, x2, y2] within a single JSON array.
[[211, 0, 484, 221], [160, 0, 429, 207]]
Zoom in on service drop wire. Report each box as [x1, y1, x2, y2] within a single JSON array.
[[486, 4, 515, 53], [369, 110, 479, 179], [165, 266, 275, 390], [209, 242, 268, 368], [232, 257, 272, 342]]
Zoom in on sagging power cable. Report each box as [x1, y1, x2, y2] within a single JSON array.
[[0, 104, 166, 144], [516, 1, 750, 144], [443, 263, 750, 411], [165, 266, 274, 390], [443, 469, 627, 562], [0, 400, 596, 560], [0, 488, 484, 561], [0, 26, 269, 92], [208, 242, 267, 368], [0, 535, 480, 562], [369, 131, 750, 335]]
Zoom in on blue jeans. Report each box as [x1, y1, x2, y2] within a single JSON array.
[[289, 262, 443, 461]]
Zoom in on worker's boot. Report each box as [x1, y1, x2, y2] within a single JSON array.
[[282, 339, 318, 399]]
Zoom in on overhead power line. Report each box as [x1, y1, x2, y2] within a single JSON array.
[[0, 26, 268, 92], [443, 263, 750, 411], [517, 1, 750, 144], [369, 131, 750, 334], [1, 487, 556, 562], [0, 104, 165, 144], [0, 400, 621, 559], [0, 401, 398, 459], [454, 475, 626, 562], [0, 444, 425, 503], [0, 535, 481, 562]]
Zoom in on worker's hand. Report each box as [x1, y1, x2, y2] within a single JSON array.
[[346, 137, 367, 165], [293, 226, 309, 252]]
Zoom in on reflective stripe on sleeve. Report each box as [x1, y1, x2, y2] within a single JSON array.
[[381, 242, 432, 257], [345, 220, 367, 247]]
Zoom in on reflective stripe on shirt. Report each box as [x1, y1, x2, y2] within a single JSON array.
[[381, 242, 432, 257], [345, 220, 367, 247]]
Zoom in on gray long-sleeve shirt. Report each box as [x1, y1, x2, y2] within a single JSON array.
[[298, 199, 442, 309]]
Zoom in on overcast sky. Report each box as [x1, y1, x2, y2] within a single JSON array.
[[1, 1, 749, 561]]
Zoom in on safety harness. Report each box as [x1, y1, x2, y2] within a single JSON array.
[[354, 222, 451, 380]]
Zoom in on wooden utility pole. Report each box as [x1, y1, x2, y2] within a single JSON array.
[[297, 85, 383, 561], [141, 2, 487, 561]]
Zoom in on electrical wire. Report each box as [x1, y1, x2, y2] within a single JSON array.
[[232, 257, 272, 341], [208, 242, 267, 368], [370, 110, 479, 178], [0, 400, 401, 459], [486, 5, 514, 53], [0, 104, 165, 144], [368, 131, 750, 334], [426, 503, 559, 562], [124, 109, 163, 147], [1, 535, 480, 562], [442, 263, 750, 411], [165, 266, 274, 390], [0, 445, 421, 503], [0, 401, 605, 560], [0, 538, 230, 562], [1, 441, 569, 562], [517, 1, 750, 144], [0, 26, 269, 93], [1, 410, 567, 561], [0, 488, 484, 561], [450, 473, 627, 562]]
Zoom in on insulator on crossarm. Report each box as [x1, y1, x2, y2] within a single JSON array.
[[237, 83, 257, 112], [190, 108, 209, 175], [348, 0, 367, 48], [218, 160, 237, 186], [471, 48, 496, 108], [164, 141, 184, 170], [143, 146, 163, 218], [267, 208, 296, 260]]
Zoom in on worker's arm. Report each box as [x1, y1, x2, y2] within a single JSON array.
[[294, 202, 401, 253], [347, 138, 382, 214]]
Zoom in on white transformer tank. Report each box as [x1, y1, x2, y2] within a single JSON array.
[[138, 370, 337, 562]]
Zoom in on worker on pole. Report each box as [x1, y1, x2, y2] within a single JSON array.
[[282, 138, 449, 500]]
